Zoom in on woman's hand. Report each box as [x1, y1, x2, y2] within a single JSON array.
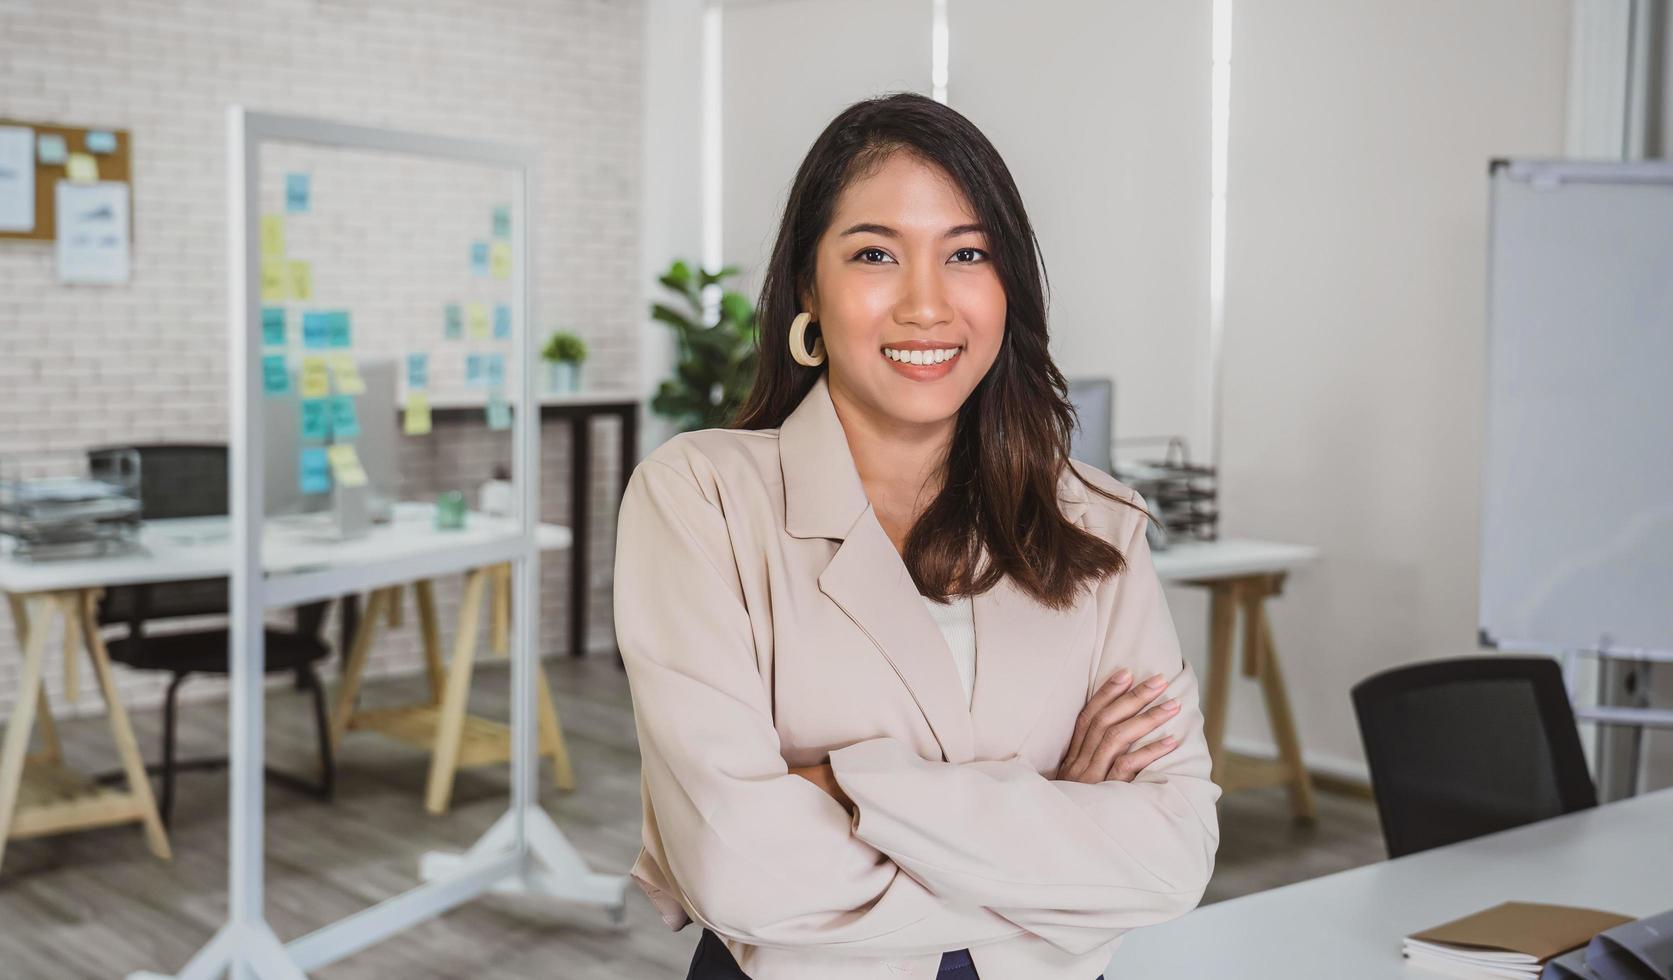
[[791, 763, 854, 812], [1058, 668, 1182, 784]]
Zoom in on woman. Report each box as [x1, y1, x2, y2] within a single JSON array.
[[615, 92, 1221, 980]]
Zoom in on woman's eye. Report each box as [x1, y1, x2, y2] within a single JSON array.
[[951, 247, 988, 263], [854, 246, 893, 264]]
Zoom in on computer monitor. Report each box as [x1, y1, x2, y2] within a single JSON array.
[[264, 357, 399, 518], [1066, 377, 1114, 474]]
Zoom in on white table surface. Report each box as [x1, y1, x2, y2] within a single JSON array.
[[1110, 787, 1673, 978], [1150, 537, 1320, 582], [0, 504, 570, 595]]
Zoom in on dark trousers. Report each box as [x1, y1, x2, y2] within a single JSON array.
[[685, 928, 1105, 979]]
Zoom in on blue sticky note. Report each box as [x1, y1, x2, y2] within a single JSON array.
[[486, 353, 505, 389], [302, 312, 330, 349], [262, 355, 290, 396], [300, 398, 331, 440], [37, 133, 67, 164], [493, 303, 511, 339], [299, 447, 331, 495], [261, 307, 286, 347], [327, 310, 352, 348], [86, 130, 117, 154], [406, 352, 429, 389], [285, 172, 311, 214], [330, 395, 359, 439], [470, 241, 489, 275], [492, 205, 511, 239], [486, 390, 511, 431], [466, 353, 485, 387], [444, 304, 463, 340]]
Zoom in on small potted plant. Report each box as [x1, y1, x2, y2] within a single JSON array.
[[541, 330, 587, 393]]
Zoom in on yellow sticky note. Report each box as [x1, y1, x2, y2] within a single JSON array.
[[327, 444, 368, 487], [403, 391, 432, 436], [489, 241, 512, 279], [300, 356, 330, 398], [261, 215, 285, 258], [261, 260, 288, 302], [66, 152, 98, 182], [466, 303, 491, 338], [288, 261, 312, 301], [328, 353, 365, 395]]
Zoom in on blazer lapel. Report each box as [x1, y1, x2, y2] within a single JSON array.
[[779, 372, 1097, 765]]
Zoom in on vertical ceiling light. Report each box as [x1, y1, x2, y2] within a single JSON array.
[[932, 0, 949, 103], [1208, 0, 1233, 471], [701, 3, 724, 324]]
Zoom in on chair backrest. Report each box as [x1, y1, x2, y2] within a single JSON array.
[[1351, 656, 1597, 859]]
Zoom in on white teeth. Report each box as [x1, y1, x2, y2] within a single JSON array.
[[883, 346, 961, 365]]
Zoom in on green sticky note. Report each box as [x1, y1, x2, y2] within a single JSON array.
[[300, 398, 330, 440], [299, 447, 331, 495], [486, 390, 511, 431], [492, 204, 511, 239], [262, 307, 286, 347], [302, 312, 330, 349], [330, 395, 360, 439], [285, 172, 311, 214], [444, 303, 463, 340], [327, 310, 352, 348], [262, 355, 290, 396]]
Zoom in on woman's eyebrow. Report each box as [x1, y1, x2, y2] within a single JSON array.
[[838, 222, 986, 238]]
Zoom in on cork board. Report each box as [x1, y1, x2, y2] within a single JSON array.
[[0, 118, 133, 242]]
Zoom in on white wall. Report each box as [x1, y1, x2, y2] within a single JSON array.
[[1212, 0, 1574, 778]]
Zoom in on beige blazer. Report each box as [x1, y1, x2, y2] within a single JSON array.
[[614, 373, 1221, 980]]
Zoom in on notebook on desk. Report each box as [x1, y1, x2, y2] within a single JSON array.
[[1403, 902, 1635, 980]]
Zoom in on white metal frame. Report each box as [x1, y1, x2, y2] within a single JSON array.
[[129, 108, 626, 980]]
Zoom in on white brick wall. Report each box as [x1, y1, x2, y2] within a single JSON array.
[[0, 0, 644, 719]]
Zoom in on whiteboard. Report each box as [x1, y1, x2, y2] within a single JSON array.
[[1480, 160, 1673, 653]]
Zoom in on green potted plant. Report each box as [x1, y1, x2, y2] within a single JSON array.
[[541, 330, 587, 393], [650, 260, 758, 431]]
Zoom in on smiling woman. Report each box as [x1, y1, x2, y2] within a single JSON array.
[[616, 92, 1221, 980]]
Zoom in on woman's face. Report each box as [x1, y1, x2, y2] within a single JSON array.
[[804, 151, 1007, 430]]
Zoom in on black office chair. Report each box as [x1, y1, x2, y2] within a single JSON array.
[[1351, 656, 1596, 859], [86, 444, 336, 827]]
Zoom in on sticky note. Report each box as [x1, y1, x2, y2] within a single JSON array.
[[262, 354, 290, 395], [285, 172, 310, 213], [404, 391, 432, 436], [466, 353, 485, 387], [261, 307, 286, 347], [486, 353, 506, 389], [406, 352, 429, 389], [261, 260, 288, 302], [444, 303, 463, 340], [300, 356, 330, 398], [466, 303, 490, 339], [492, 204, 511, 239], [489, 241, 512, 279], [300, 447, 331, 495], [261, 215, 285, 257], [300, 398, 331, 440], [470, 240, 489, 275], [493, 303, 511, 339], [66, 152, 98, 183], [327, 444, 368, 488], [328, 353, 364, 395], [329, 395, 360, 438], [326, 310, 352, 348], [287, 261, 312, 301], [302, 312, 330, 349], [37, 134, 67, 164], [86, 130, 117, 154], [486, 390, 511, 431]]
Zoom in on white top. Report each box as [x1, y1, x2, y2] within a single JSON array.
[[1110, 786, 1673, 978], [921, 593, 977, 707]]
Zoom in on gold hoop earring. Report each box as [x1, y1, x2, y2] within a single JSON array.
[[789, 311, 826, 367]]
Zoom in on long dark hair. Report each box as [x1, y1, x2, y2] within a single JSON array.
[[732, 92, 1143, 610]]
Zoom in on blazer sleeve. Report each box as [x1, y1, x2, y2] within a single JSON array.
[[825, 500, 1222, 957], [615, 454, 1028, 955]]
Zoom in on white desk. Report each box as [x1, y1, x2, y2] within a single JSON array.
[[1151, 538, 1322, 818], [1112, 787, 1673, 978], [0, 507, 574, 865]]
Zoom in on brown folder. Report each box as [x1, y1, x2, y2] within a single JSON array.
[[1409, 902, 1637, 962]]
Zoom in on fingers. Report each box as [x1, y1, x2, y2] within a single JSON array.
[[1066, 668, 1134, 763], [1106, 733, 1180, 782], [1085, 694, 1182, 781]]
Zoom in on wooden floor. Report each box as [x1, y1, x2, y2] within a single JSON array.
[[0, 657, 1387, 979]]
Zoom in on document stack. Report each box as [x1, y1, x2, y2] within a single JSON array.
[[0, 450, 142, 561]]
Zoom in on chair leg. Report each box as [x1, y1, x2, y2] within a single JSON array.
[[302, 665, 335, 801], [161, 672, 189, 830]]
